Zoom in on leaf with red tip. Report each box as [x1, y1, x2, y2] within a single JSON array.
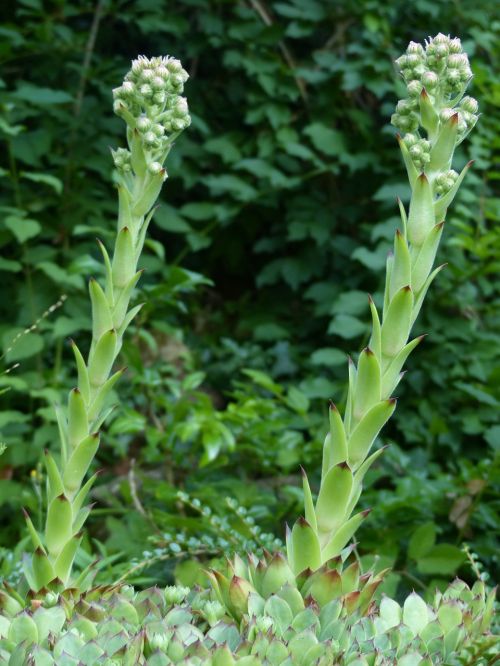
[[290, 517, 322, 574], [381, 286, 414, 358], [321, 509, 371, 562], [429, 113, 458, 172], [411, 222, 444, 294], [315, 463, 353, 535], [407, 174, 435, 247], [348, 400, 396, 468]]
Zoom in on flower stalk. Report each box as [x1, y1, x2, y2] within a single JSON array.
[[287, 33, 479, 575], [21, 56, 191, 593]]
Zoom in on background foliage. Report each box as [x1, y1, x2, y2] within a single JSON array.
[[0, 0, 498, 598]]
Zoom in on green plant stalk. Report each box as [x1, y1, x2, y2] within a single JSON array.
[[21, 56, 191, 593], [287, 34, 480, 575]]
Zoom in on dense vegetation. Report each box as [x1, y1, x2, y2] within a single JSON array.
[[0, 0, 498, 605]]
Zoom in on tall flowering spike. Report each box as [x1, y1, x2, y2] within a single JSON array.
[[112, 55, 191, 178], [20, 55, 190, 595], [288, 35, 478, 575]]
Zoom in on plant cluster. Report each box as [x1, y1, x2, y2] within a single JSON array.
[[0, 28, 497, 666]]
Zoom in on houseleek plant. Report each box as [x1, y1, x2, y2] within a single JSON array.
[[0, 34, 497, 665]]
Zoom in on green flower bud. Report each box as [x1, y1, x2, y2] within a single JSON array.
[[403, 133, 418, 147], [148, 161, 163, 175], [153, 91, 166, 105], [449, 37, 463, 53], [140, 83, 153, 98], [407, 41, 424, 56], [143, 131, 157, 146], [407, 80, 423, 97], [136, 116, 152, 132], [422, 71, 439, 88]]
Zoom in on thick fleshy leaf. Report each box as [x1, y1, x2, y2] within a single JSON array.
[[403, 592, 429, 636], [390, 230, 411, 300], [71, 341, 90, 404], [323, 403, 347, 472], [407, 174, 435, 247], [301, 469, 317, 533], [133, 170, 165, 217], [381, 336, 425, 397], [315, 463, 353, 535], [397, 135, 418, 188], [353, 348, 381, 423], [32, 547, 56, 590], [112, 270, 142, 330], [112, 226, 136, 288], [89, 278, 113, 341], [368, 296, 382, 361], [67, 388, 88, 450], [411, 222, 444, 293], [348, 399, 396, 468], [290, 517, 322, 574], [54, 532, 83, 583], [63, 433, 100, 495], [88, 329, 117, 387], [44, 450, 64, 502], [381, 286, 414, 358], [429, 113, 458, 172], [419, 89, 439, 138], [321, 510, 370, 561], [45, 494, 73, 558]]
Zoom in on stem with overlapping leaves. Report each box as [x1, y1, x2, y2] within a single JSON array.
[[287, 33, 479, 575], [21, 56, 191, 594]]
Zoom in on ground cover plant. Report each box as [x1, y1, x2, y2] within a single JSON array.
[[0, 31, 498, 664]]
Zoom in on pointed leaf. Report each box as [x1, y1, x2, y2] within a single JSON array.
[[353, 348, 381, 422], [112, 227, 136, 288], [411, 222, 444, 293], [429, 113, 458, 172], [381, 286, 414, 358], [88, 329, 117, 387], [45, 494, 73, 558], [89, 278, 113, 341], [315, 463, 353, 535], [63, 433, 100, 495], [321, 510, 370, 561], [67, 388, 88, 450], [290, 517, 322, 574], [348, 399, 396, 468], [407, 174, 435, 247], [301, 469, 317, 533], [390, 229, 411, 299]]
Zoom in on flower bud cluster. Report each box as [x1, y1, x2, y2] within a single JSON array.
[[395, 33, 472, 99], [402, 133, 431, 170], [434, 170, 458, 195], [111, 147, 132, 172], [112, 55, 191, 174]]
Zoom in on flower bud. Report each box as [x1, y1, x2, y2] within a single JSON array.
[[152, 76, 164, 90], [461, 96, 478, 113], [121, 81, 134, 96], [407, 80, 423, 97], [141, 68, 155, 82], [167, 58, 182, 73], [152, 123, 165, 137], [140, 84, 153, 97], [136, 116, 152, 132], [449, 38, 462, 54], [403, 133, 418, 147], [422, 71, 439, 88], [143, 131, 157, 146], [153, 91, 166, 105], [435, 43, 449, 58], [440, 108, 455, 122], [148, 161, 163, 175], [407, 41, 424, 56]]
